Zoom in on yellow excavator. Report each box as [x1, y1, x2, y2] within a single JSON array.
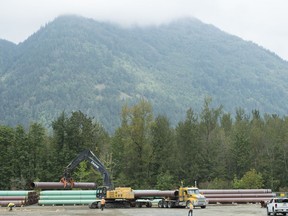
[[60, 149, 151, 208]]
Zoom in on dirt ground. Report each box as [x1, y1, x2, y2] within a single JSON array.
[[0, 204, 267, 216]]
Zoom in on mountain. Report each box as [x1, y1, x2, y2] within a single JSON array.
[[1, 15, 288, 132]]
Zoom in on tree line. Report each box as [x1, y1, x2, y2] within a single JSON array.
[[0, 98, 287, 191]]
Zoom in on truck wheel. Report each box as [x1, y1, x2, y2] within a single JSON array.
[[167, 201, 174, 208], [158, 200, 164, 208], [146, 202, 152, 208], [163, 201, 168, 208]]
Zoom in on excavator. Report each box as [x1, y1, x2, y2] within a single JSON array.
[[60, 149, 152, 208]]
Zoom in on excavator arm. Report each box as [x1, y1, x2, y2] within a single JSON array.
[[61, 149, 113, 189]]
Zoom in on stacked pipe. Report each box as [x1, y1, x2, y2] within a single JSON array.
[[38, 190, 98, 206], [200, 189, 275, 204], [0, 191, 38, 207]]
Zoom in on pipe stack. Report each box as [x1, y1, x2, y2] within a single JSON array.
[[0, 191, 38, 207], [200, 189, 275, 204], [38, 190, 98, 206]]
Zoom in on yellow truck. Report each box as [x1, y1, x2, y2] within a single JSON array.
[[157, 186, 207, 208]]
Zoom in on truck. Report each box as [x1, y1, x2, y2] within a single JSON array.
[[155, 186, 207, 208], [133, 186, 207, 208], [267, 197, 288, 215]]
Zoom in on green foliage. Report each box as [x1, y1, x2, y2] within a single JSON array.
[[233, 169, 264, 189], [0, 125, 15, 189], [150, 115, 175, 187], [2, 100, 288, 192], [73, 161, 91, 182], [201, 178, 232, 189], [111, 100, 153, 188], [175, 108, 201, 184], [156, 171, 174, 190]]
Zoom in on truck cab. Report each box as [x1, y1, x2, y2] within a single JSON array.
[[179, 186, 207, 208]]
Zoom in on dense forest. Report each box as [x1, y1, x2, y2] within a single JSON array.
[[1, 15, 288, 132], [1, 99, 287, 191]]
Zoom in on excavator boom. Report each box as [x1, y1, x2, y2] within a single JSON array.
[[62, 149, 113, 189]]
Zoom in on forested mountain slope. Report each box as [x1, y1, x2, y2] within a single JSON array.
[[1, 15, 288, 132]]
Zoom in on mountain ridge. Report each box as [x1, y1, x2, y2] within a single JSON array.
[[1, 15, 288, 132]]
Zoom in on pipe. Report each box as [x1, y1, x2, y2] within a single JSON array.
[[40, 190, 97, 196], [205, 193, 276, 198], [0, 196, 27, 201], [0, 191, 34, 196], [134, 190, 178, 198], [207, 197, 272, 203], [30, 182, 96, 189], [38, 199, 96, 205], [200, 189, 272, 194], [39, 195, 97, 200], [0, 200, 25, 207]]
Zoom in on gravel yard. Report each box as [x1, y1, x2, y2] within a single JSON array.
[[0, 204, 267, 216]]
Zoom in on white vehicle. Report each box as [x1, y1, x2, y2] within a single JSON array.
[[267, 197, 288, 215]]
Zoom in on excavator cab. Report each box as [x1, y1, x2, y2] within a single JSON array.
[[96, 186, 108, 199]]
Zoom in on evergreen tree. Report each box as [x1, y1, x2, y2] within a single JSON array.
[[111, 100, 153, 188], [175, 108, 201, 185], [150, 115, 175, 187], [0, 126, 15, 189]]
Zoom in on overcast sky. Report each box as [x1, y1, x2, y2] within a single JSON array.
[[0, 0, 287, 61]]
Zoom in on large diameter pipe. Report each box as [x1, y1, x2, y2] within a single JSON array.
[[0, 191, 33, 196], [200, 189, 272, 194], [205, 193, 276, 198], [0, 200, 26, 207], [31, 182, 96, 189], [38, 199, 95, 205], [0, 196, 27, 201], [40, 190, 97, 196], [40, 195, 97, 200], [207, 197, 272, 203], [134, 190, 178, 198]]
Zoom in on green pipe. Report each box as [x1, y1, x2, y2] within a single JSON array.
[[40, 195, 96, 200], [40, 190, 97, 196], [0, 191, 33, 196], [38, 199, 96, 205]]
